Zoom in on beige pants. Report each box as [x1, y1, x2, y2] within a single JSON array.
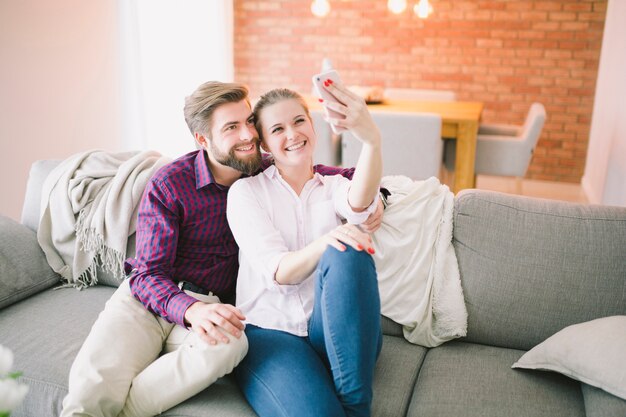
[[60, 280, 248, 417]]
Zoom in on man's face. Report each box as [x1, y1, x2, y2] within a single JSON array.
[[201, 100, 262, 175]]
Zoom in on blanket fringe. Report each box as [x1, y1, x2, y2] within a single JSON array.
[[65, 208, 126, 289]]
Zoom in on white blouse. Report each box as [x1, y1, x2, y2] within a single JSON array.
[[226, 165, 376, 336]]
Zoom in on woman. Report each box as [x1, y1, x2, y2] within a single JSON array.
[[226, 81, 383, 417]]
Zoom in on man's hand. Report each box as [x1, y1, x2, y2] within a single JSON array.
[[360, 197, 384, 234], [184, 302, 245, 346]]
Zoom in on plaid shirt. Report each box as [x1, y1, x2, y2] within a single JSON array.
[[126, 150, 354, 327]]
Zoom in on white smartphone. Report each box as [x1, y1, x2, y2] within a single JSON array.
[[312, 70, 346, 133]]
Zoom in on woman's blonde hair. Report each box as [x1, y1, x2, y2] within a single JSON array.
[[252, 88, 311, 140], [184, 81, 249, 138]]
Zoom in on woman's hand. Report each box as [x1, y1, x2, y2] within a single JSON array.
[[319, 223, 375, 255], [275, 223, 376, 285], [321, 81, 381, 147]]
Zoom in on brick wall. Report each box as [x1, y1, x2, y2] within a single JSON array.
[[234, 0, 606, 182]]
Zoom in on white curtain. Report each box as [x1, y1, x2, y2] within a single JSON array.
[[118, 0, 234, 157]]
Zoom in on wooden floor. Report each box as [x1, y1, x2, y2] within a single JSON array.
[[442, 173, 588, 204]]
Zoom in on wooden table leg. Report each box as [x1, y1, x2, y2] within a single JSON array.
[[453, 120, 478, 193]]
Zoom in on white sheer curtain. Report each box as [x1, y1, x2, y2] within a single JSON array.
[[118, 0, 234, 157]]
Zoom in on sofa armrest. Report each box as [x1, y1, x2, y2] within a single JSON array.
[[0, 215, 60, 309], [21, 159, 62, 232]]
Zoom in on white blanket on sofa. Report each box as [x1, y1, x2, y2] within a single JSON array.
[[37, 150, 170, 289], [373, 175, 467, 347]]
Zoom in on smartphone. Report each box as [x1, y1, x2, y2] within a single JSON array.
[[312, 70, 346, 133]]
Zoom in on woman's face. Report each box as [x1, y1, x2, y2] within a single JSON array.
[[258, 99, 317, 169]]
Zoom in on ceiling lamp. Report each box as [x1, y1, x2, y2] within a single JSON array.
[[414, 0, 433, 18], [311, 0, 331, 17], [387, 0, 407, 14]]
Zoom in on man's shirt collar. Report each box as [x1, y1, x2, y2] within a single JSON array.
[[194, 149, 217, 189]]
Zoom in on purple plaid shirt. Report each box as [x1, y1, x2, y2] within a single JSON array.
[[126, 150, 354, 327]]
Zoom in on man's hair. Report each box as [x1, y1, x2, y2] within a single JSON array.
[[252, 88, 311, 140], [184, 81, 250, 138]]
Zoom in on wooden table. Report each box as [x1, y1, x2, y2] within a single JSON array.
[[365, 100, 484, 193], [308, 98, 484, 193]]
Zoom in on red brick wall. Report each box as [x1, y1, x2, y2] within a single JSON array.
[[234, 0, 606, 182]]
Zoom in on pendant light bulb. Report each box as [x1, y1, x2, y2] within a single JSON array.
[[311, 0, 331, 17], [414, 0, 432, 19], [387, 0, 407, 14]]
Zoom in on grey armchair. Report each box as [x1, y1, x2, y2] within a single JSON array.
[[445, 102, 547, 182]]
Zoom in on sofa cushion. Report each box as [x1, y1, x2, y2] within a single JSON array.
[[1, 286, 256, 417], [0, 215, 60, 309], [408, 341, 585, 417], [512, 316, 626, 400], [453, 190, 626, 351], [0, 286, 115, 417], [166, 335, 427, 417], [372, 335, 427, 416], [381, 314, 403, 337], [2, 285, 423, 417], [160, 373, 255, 416], [581, 383, 626, 417]]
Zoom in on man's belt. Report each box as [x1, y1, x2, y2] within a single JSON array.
[[178, 281, 211, 296]]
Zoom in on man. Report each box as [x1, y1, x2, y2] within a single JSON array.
[[61, 81, 383, 417]]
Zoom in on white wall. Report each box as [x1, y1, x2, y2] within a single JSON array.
[[0, 1, 123, 220], [0, 0, 234, 221], [122, 0, 234, 156], [582, 0, 626, 207]]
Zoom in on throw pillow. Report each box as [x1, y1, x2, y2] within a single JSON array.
[[0, 215, 60, 309], [512, 316, 626, 400]]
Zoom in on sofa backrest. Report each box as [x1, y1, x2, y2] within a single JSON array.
[[21, 159, 135, 288], [453, 189, 626, 351]]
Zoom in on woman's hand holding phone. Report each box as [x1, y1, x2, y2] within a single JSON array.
[[312, 70, 347, 133], [317, 78, 381, 147]]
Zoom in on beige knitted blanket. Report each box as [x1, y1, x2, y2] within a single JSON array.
[[37, 150, 170, 289], [372, 175, 467, 347]]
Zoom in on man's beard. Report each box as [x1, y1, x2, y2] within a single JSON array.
[[210, 138, 262, 175]]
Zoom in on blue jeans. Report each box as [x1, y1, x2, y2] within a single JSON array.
[[235, 247, 382, 417]]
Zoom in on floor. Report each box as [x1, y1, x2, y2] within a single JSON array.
[[442, 173, 588, 204]]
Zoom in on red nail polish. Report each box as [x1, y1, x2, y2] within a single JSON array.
[[318, 98, 324, 102], [357, 244, 364, 250], [368, 248, 375, 254], [324, 80, 329, 87], [328, 79, 334, 84]]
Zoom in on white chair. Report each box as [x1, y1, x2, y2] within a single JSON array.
[[310, 109, 340, 166], [384, 88, 456, 102], [445, 102, 547, 181], [341, 112, 443, 180]]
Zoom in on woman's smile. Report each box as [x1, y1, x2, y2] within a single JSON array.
[[285, 140, 307, 152]]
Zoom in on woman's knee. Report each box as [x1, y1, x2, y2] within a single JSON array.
[[319, 246, 375, 273], [317, 246, 377, 290]]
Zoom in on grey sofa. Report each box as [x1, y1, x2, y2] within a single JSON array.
[[1, 159, 625, 417]]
